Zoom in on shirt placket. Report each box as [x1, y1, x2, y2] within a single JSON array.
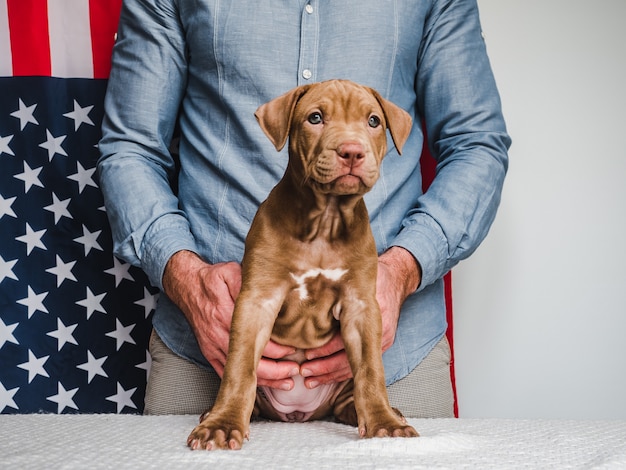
[[297, 1, 319, 85]]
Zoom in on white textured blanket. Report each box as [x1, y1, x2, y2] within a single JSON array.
[[2, 415, 625, 469]]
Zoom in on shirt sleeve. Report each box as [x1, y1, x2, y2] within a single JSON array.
[[97, 0, 196, 290], [392, 0, 512, 290]]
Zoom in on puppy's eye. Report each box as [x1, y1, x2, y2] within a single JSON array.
[[368, 115, 381, 128], [308, 112, 323, 125]]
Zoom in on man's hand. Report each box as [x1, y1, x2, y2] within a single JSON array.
[[162, 250, 299, 390], [301, 246, 421, 388]]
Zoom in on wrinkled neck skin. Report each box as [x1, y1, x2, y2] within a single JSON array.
[[278, 160, 366, 243]]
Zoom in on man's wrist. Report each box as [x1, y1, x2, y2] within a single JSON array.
[[162, 250, 202, 295], [379, 246, 422, 298]]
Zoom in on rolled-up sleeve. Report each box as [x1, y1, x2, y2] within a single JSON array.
[[393, 0, 511, 289], [97, 0, 196, 289]]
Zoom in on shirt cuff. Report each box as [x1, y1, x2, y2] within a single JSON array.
[[391, 213, 449, 291], [140, 214, 198, 290]]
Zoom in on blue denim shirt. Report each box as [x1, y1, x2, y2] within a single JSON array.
[[98, 0, 510, 385]]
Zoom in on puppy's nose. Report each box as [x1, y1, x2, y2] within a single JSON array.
[[337, 142, 365, 166]]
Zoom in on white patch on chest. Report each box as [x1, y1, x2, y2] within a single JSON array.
[[290, 268, 348, 301]]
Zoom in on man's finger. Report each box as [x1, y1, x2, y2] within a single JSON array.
[[207, 358, 225, 379], [262, 340, 296, 360], [300, 350, 353, 386], [303, 366, 353, 388], [257, 357, 300, 382], [304, 332, 345, 360]]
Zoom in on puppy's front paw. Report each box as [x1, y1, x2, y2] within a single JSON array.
[[187, 414, 250, 450], [359, 409, 419, 438]]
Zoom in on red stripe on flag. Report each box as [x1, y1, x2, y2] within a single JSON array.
[[89, 0, 122, 79], [7, 0, 51, 76], [420, 123, 459, 417], [443, 272, 458, 417]]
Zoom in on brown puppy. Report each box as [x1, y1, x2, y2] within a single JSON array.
[[187, 80, 417, 450]]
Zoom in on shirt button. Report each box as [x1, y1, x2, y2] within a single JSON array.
[[302, 69, 312, 80], [305, 4, 313, 14]]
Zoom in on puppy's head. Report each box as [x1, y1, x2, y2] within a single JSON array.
[[255, 80, 412, 196]]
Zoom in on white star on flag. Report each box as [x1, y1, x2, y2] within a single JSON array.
[[43, 193, 73, 224], [106, 319, 136, 351], [17, 350, 50, 384], [136, 350, 152, 378], [76, 287, 107, 319], [39, 129, 68, 161], [67, 161, 97, 193], [0, 318, 19, 349], [0, 382, 19, 413], [46, 255, 78, 287], [73, 224, 103, 256], [0, 256, 19, 284], [47, 382, 79, 414], [106, 382, 138, 413], [135, 287, 159, 319], [105, 256, 135, 287], [46, 317, 79, 352], [14, 160, 44, 193], [77, 351, 108, 383], [63, 100, 95, 131], [16, 223, 47, 255], [10, 98, 39, 130], [17, 286, 49, 318], [0, 194, 17, 219], [0, 134, 14, 157]]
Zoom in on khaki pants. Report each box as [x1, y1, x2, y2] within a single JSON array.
[[144, 330, 454, 418]]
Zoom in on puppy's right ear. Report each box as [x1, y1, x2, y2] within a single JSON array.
[[255, 85, 310, 151]]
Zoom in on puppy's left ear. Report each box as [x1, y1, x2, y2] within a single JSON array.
[[255, 85, 311, 151], [370, 89, 413, 155]]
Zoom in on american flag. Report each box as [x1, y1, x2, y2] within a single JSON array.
[[0, 0, 157, 414]]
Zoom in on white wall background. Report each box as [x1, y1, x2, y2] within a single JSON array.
[[454, 0, 626, 419]]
